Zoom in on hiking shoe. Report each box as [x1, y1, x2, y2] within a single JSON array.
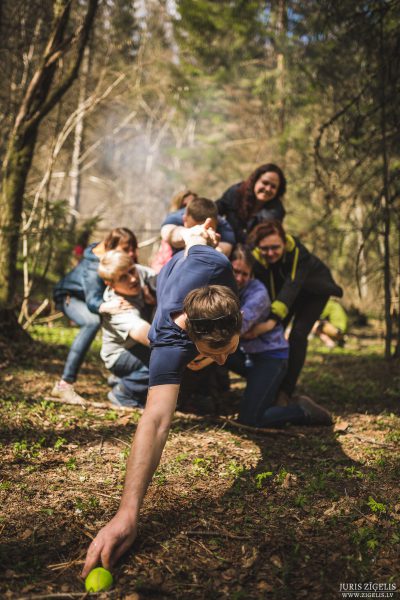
[[107, 374, 120, 387], [107, 384, 144, 409], [51, 382, 86, 406], [296, 395, 333, 426]]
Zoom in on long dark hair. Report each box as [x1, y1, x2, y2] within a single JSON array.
[[237, 163, 286, 222]]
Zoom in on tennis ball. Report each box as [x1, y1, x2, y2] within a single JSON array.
[[85, 567, 113, 593]]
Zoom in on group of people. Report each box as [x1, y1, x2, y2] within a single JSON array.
[[50, 162, 345, 574], [52, 162, 343, 425]]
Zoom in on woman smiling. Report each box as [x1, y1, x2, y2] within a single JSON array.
[[247, 220, 342, 410], [216, 163, 286, 243]]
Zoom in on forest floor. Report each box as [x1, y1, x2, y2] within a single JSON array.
[[0, 322, 399, 600]]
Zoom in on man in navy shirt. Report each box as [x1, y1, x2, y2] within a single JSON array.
[[161, 195, 236, 257], [82, 220, 241, 576]]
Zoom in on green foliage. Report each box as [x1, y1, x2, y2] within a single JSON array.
[[255, 471, 273, 489], [367, 497, 387, 515]]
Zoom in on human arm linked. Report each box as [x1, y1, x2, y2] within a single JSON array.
[[129, 321, 151, 346], [242, 318, 278, 339]]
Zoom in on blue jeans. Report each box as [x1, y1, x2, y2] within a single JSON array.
[[226, 349, 307, 427], [110, 347, 150, 403], [59, 296, 101, 383]]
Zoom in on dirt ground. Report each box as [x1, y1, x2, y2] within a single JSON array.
[[0, 325, 399, 599]]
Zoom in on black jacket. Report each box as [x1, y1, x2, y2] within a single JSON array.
[[216, 182, 286, 244], [252, 235, 343, 321]]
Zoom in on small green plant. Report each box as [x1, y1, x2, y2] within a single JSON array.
[[104, 410, 119, 421], [367, 496, 387, 514], [54, 437, 67, 450], [74, 496, 99, 514], [226, 460, 245, 478], [0, 481, 11, 491], [41, 508, 54, 516], [344, 466, 364, 479], [65, 457, 77, 470], [295, 494, 307, 508], [153, 470, 167, 486], [192, 457, 211, 477], [385, 431, 400, 443], [276, 468, 289, 484], [175, 452, 189, 463], [353, 526, 379, 553], [255, 471, 273, 489], [13, 437, 45, 458], [306, 472, 327, 493]]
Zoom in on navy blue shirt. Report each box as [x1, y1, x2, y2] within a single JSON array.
[[148, 245, 237, 387], [161, 208, 236, 250]]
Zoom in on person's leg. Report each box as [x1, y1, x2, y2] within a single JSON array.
[[280, 294, 329, 396], [61, 296, 101, 383], [235, 353, 288, 426], [110, 349, 149, 407], [239, 353, 329, 427]]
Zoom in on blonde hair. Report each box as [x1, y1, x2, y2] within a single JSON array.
[[98, 250, 134, 283], [169, 190, 197, 212]]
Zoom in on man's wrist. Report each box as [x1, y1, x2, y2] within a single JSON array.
[[117, 504, 140, 524]]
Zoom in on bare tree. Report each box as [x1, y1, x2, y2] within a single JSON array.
[[0, 0, 98, 331]]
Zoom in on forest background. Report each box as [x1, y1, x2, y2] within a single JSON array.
[[0, 0, 399, 356]]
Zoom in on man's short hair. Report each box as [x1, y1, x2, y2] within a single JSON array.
[[98, 250, 133, 284], [184, 285, 241, 348], [186, 196, 218, 224]]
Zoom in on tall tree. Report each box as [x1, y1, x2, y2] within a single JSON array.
[[0, 0, 98, 319]]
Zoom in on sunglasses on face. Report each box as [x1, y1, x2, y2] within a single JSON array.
[[258, 244, 282, 252], [189, 314, 239, 334]]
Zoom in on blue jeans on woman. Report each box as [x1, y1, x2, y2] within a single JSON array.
[[58, 296, 101, 383], [226, 349, 307, 427]]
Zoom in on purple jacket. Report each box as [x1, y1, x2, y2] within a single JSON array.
[[239, 279, 288, 355]]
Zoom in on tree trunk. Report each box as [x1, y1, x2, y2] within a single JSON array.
[[0, 0, 98, 320], [0, 132, 38, 306], [378, 6, 392, 359], [68, 44, 91, 228]]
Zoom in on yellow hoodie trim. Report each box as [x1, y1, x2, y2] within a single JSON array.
[[271, 300, 289, 320], [252, 247, 269, 269], [285, 234, 296, 252]]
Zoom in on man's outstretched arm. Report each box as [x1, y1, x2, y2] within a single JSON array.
[[81, 383, 179, 576]]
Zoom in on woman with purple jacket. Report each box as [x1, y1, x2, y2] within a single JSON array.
[[227, 245, 330, 427]]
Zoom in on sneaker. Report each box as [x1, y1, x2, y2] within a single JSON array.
[[107, 384, 144, 409], [107, 374, 121, 387], [296, 395, 333, 426], [51, 382, 86, 406]]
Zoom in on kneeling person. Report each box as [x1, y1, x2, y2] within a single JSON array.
[[98, 251, 156, 408]]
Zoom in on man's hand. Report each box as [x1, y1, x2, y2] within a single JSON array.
[[242, 319, 277, 339], [99, 297, 133, 314], [82, 511, 137, 577], [181, 218, 220, 250]]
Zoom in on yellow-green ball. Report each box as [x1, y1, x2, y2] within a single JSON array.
[[85, 567, 113, 593]]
